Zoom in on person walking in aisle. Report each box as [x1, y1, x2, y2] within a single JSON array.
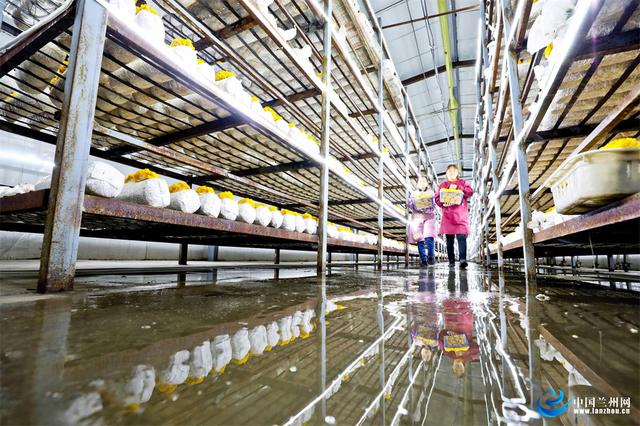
[[435, 164, 474, 268], [407, 175, 438, 267]]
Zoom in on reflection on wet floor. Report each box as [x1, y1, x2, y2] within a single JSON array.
[[0, 265, 638, 425]]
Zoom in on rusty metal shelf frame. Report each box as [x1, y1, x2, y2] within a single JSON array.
[[488, 193, 640, 258], [0, 190, 414, 254], [469, 0, 640, 270], [0, 0, 440, 236]]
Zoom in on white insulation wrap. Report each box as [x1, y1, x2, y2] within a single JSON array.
[[117, 178, 170, 208], [266, 321, 280, 348], [295, 215, 306, 233], [169, 189, 200, 213], [85, 161, 125, 198], [220, 198, 239, 220], [282, 213, 297, 231], [210, 335, 232, 373], [270, 210, 284, 228], [198, 193, 221, 217], [189, 341, 213, 379], [248, 325, 268, 356], [238, 203, 257, 224], [231, 328, 250, 364], [160, 350, 190, 385], [255, 205, 272, 227]]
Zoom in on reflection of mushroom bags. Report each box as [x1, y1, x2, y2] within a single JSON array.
[[196, 186, 221, 217], [249, 325, 268, 356], [85, 161, 125, 198], [210, 335, 232, 374], [269, 207, 284, 228], [63, 392, 103, 424], [168, 182, 200, 213], [121, 365, 155, 408], [218, 191, 239, 220], [300, 309, 315, 338], [291, 311, 303, 339], [117, 169, 170, 207], [231, 328, 251, 365], [186, 341, 213, 384], [238, 198, 257, 224], [158, 350, 190, 393], [255, 203, 272, 227], [278, 316, 293, 345], [266, 321, 280, 350]]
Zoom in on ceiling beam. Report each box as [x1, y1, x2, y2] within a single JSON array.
[[401, 59, 475, 87], [380, 4, 479, 30], [193, 16, 258, 50]]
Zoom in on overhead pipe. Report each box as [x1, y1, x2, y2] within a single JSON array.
[[437, 0, 461, 168]]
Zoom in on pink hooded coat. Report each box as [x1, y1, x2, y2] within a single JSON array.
[[407, 190, 438, 244], [434, 179, 474, 235]]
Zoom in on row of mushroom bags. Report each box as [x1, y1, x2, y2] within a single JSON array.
[[62, 306, 338, 423]]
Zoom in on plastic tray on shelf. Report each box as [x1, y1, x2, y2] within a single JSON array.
[[547, 148, 640, 214]]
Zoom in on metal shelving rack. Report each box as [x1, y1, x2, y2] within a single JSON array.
[[0, 0, 445, 292], [469, 0, 640, 281]]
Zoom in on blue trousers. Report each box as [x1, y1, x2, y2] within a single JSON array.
[[446, 234, 467, 263], [417, 237, 435, 261]]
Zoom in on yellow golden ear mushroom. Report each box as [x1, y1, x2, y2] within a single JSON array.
[[135, 4, 158, 15], [215, 70, 236, 81], [600, 138, 639, 150], [168, 181, 190, 193], [169, 38, 195, 50], [196, 186, 214, 194], [125, 168, 159, 183]]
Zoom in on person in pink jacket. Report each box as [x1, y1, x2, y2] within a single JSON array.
[[434, 164, 474, 268], [407, 176, 438, 266]]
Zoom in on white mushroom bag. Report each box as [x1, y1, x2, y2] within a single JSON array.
[[85, 161, 125, 198], [266, 321, 280, 349], [278, 316, 293, 344], [220, 197, 239, 221], [255, 205, 272, 227], [295, 215, 306, 233], [188, 341, 213, 380], [159, 350, 190, 386], [121, 365, 155, 407], [270, 209, 284, 228], [238, 201, 257, 224], [303, 217, 318, 234], [169, 189, 201, 213], [117, 178, 170, 208], [210, 335, 232, 374], [282, 212, 297, 232], [198, 192, 221, 217], [231, 328, 251, 364], [249, 325, 268, 356], [291, 311, 303, 339]]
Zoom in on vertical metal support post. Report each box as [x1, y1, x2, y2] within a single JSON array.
[[355, 252, 359, 268], [178, 243, 188, 265], [37, 0, 107, 293], [403, 92, 410, 268], [275, 248, 281, 265], [376, 17, 385, 269], [316, 0, 333, 274], [479, 0, 503, 269], [500, 0, 535, 281]]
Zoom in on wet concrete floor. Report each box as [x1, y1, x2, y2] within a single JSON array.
[[0, 264, 638, 425]]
